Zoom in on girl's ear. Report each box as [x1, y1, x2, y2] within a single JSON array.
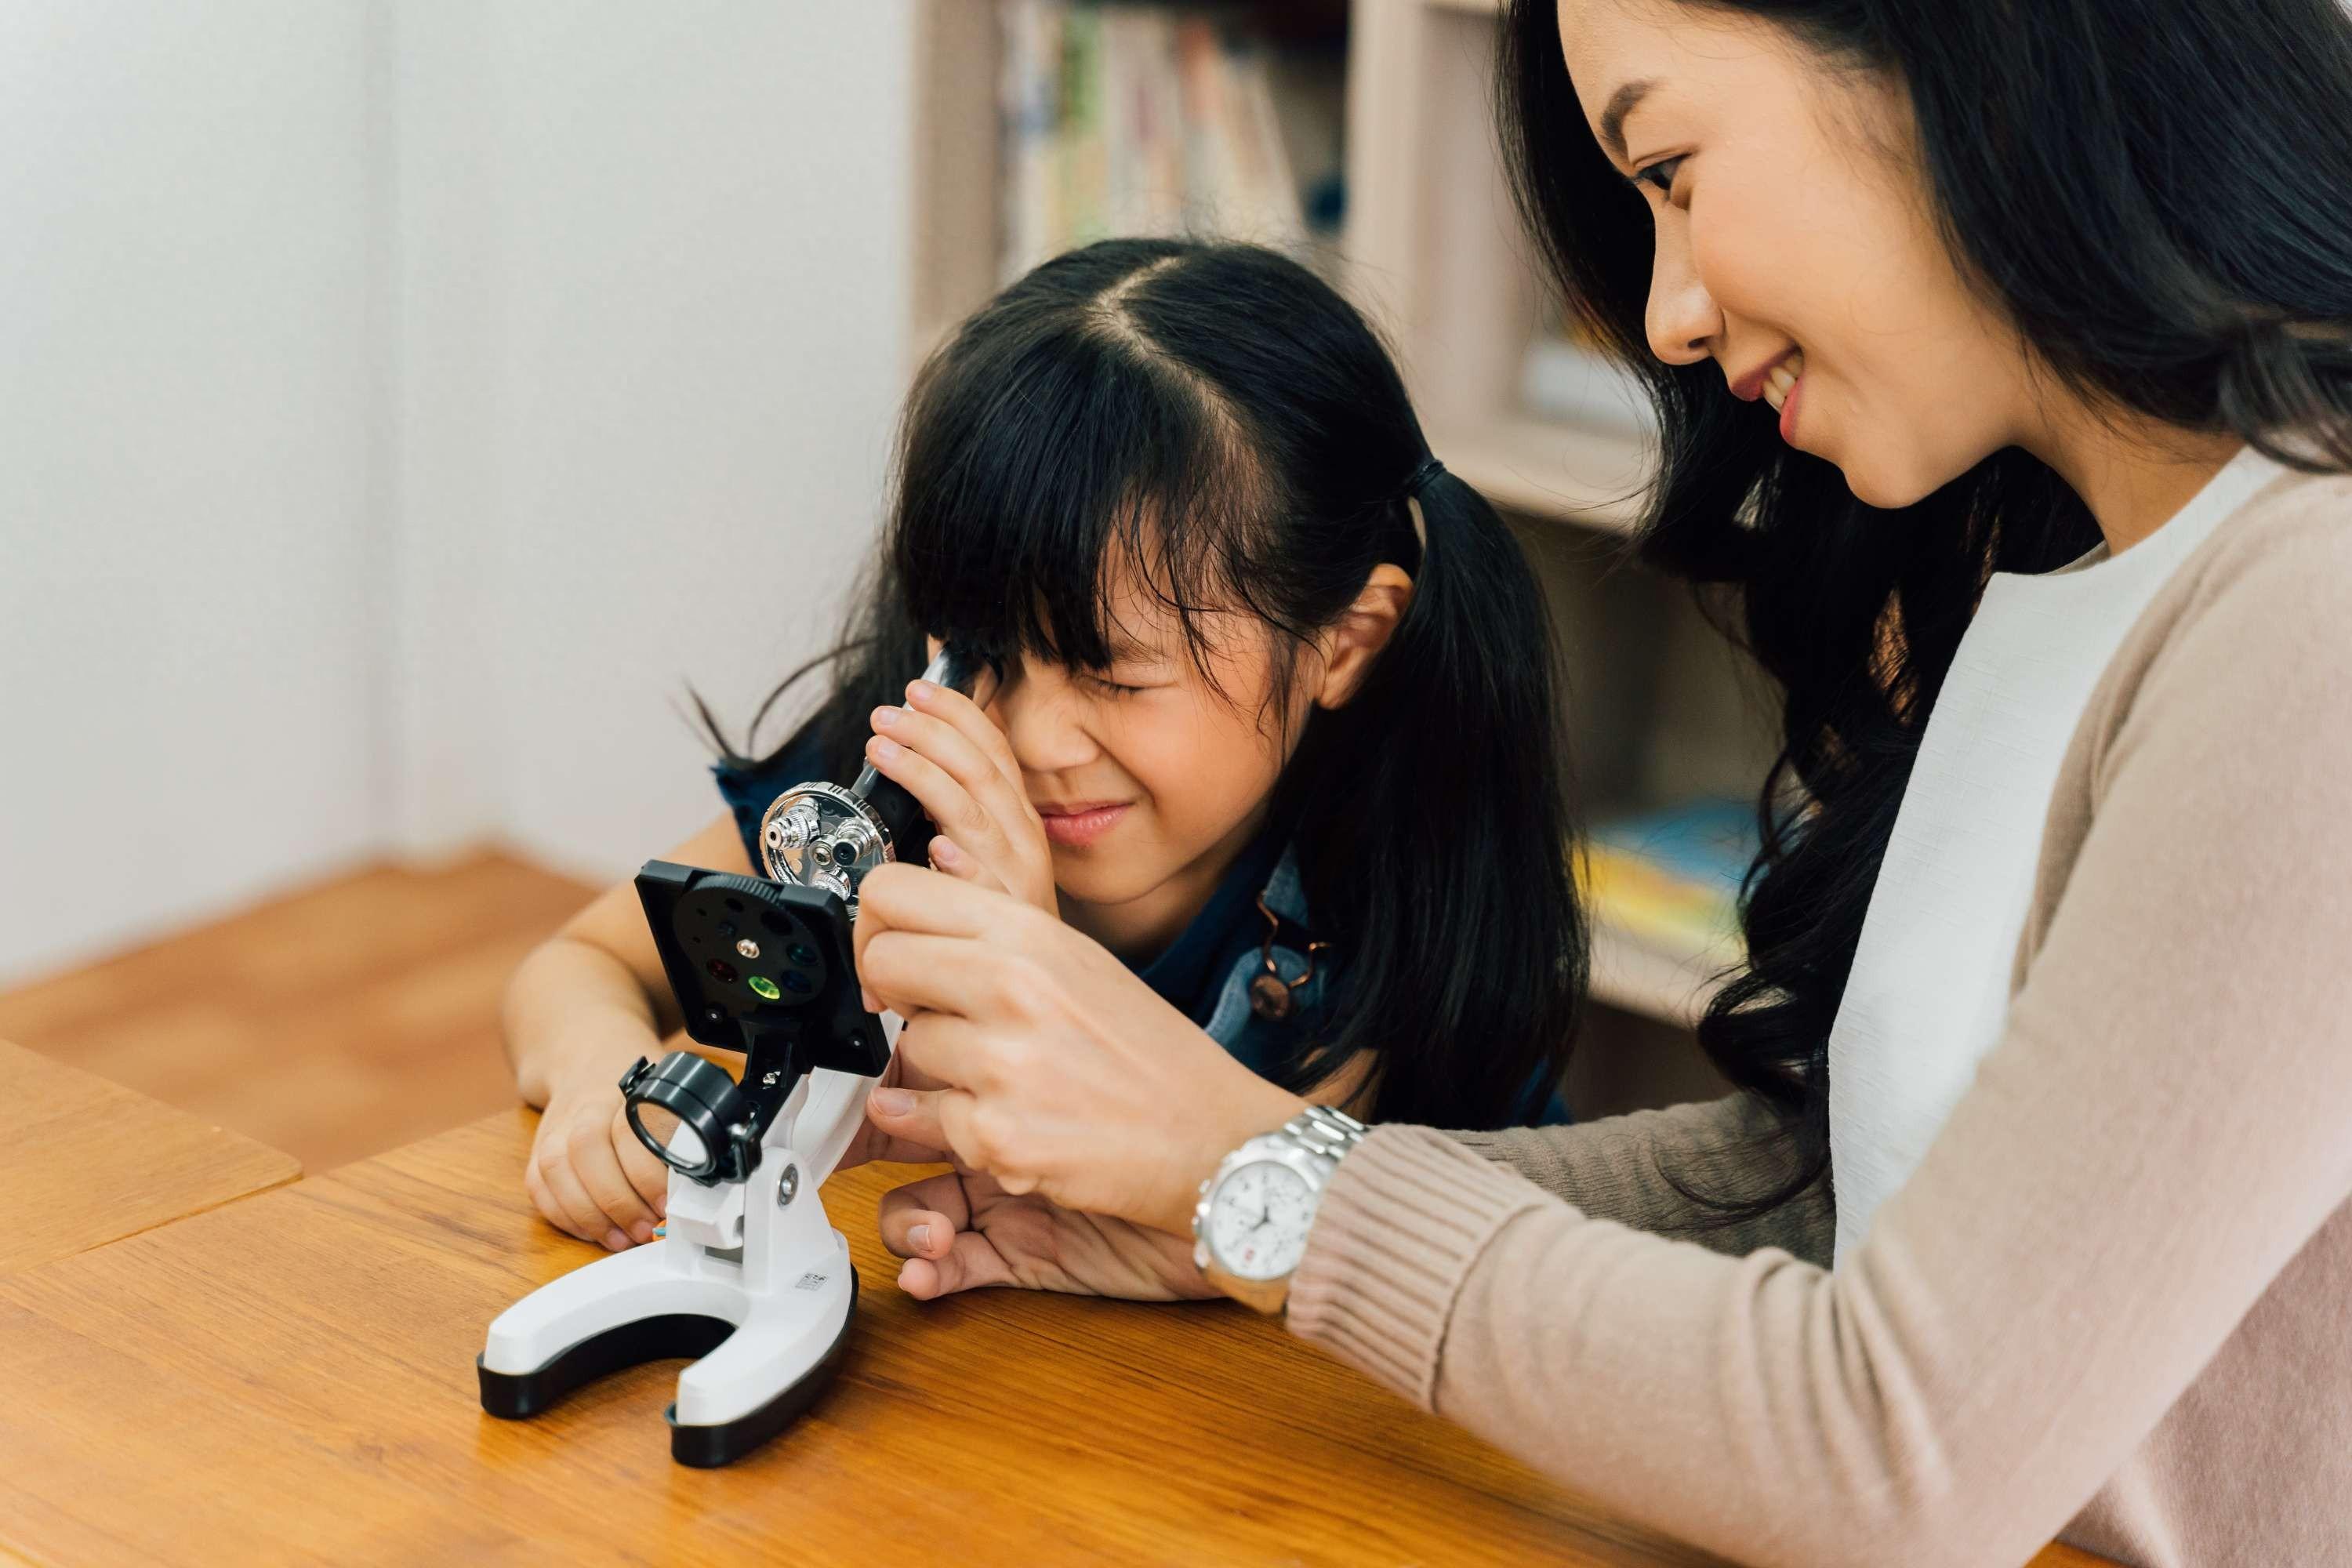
[[1312, 564, 1414, 711]]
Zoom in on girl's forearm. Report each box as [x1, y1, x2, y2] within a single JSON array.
[[503, 936, 666, 1109]]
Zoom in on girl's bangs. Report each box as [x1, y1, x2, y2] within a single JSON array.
[[889, 328, 1261, 675]]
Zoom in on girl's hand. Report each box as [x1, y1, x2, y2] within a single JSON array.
[[877, 1164, 1219, 1302], [525, 1080, 670, 1251], [865, 671, 1058, 917], [854, 864, 1308, 1237], [529, 1047, 953, 1248]]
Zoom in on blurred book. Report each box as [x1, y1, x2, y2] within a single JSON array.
[[1581, 798, 1755, 964], [997, 2, 1338, 285]]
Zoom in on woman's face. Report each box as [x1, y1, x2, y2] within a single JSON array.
[[1556, 0, 2038, 506]]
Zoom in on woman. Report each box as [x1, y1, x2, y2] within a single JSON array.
[[843, 1, 2352, 1563]]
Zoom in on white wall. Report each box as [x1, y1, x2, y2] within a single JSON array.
[[394, 1, 913, 881], [0, 1, 915, 982], [0, 3, 384, 982]]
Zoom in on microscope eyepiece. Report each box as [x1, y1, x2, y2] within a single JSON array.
[[757, 642, 993, 913]]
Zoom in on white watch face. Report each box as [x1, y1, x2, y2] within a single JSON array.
[[1207, 1159, 1316, 1281]]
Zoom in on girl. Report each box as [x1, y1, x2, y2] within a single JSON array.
[[503, 238, 1583, 1251], [844, 1, 2352, 1564]]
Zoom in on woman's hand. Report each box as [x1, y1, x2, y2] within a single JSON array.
[[863, 670, 1059, 916], [525, 1080, 669, 1250], [854, 865, 1307, 1237], [877, 1165, 1219, 1301], [846, 1018, 1216, 1301], [829, 1046, 976, 1173]]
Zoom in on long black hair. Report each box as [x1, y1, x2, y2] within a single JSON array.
[[713, 238, 1585, 1130], [1499, 0, 2352, 1203]]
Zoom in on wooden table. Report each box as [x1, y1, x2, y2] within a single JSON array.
[[2, 1037, 299, 1274], [0, 1109, 2111, 1568]]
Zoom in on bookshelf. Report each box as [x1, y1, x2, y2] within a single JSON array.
[[906, 2, 1772, 1051]]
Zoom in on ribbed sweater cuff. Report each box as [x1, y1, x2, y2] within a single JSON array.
[[1286, 1126, 1551, 1410]]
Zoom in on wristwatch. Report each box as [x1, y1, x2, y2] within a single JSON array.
[[1192, 1105, 1367, 1313]]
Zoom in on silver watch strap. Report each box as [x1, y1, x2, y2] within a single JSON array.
[[1283, 1105, 1367, 1164], [1193, 1105, 1368, 1314]]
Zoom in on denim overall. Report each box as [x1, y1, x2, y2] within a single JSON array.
[[1195, 845, 1329, 1073]]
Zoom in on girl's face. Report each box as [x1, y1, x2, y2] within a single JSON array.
[[972, 586, 1299, 915], [1556, 0, 2040, 506], [943, 557, 1406, 934]]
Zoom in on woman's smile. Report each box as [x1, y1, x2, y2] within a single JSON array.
[[1773, 357, 1805, 445], [1758, 348, 1807, 448], [1732, 346, 1808, 445], [1761, 347, 1803, 415]]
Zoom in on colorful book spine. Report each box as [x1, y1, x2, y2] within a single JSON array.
[[995, 2, 1315, 285], [1581, 799, 1758, 962]]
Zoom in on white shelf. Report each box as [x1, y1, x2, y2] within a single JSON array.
[[1432, 416, 1653, 532], [1588, 920, 1731, 1029]]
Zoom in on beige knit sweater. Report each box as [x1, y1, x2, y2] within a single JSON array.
[[1287, 463, 2352, 1568]]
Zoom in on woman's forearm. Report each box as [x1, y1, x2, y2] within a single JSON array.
[[1446, 1093, 1835, 1265], [503, 936, 667, 1109]]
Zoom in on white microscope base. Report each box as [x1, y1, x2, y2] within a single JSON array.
[[478, 1064, 875, 1467]]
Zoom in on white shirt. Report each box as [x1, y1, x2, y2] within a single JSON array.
[[1828, 443, 2288, 1261]]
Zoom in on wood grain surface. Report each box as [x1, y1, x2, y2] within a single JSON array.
[[0, 852, 595, 1171], [3, 1038, 299, 1274], [0, 1109, 2111, 1568]]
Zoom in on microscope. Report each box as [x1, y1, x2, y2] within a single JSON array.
[[477, 647, 984, 1465]]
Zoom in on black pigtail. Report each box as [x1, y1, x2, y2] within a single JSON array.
[[1278, 463, 1584, 1128]]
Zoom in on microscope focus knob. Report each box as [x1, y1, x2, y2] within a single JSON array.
[[619, 1051, 758, 1185]]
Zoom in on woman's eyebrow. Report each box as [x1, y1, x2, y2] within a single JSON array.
[[1599, 78, 1657, 162]]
